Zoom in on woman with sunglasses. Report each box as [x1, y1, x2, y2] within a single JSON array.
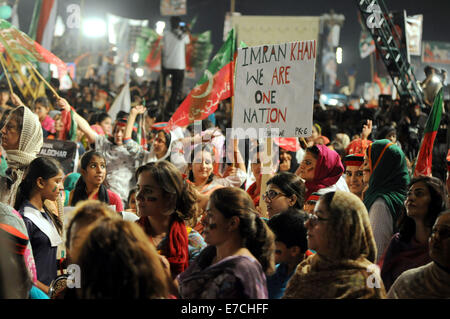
[[263, 172, 306, 219], [283, 191, 386, 299]]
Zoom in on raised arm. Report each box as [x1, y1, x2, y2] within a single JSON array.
[[124, 105, 146, 140], [56, 98, 97, 144]]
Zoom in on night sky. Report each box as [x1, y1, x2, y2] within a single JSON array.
[[16, 0, 450, 85]]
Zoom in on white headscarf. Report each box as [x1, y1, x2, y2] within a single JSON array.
[[4, 106, 43, 206]]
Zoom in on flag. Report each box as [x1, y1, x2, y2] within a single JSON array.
[[59, 109, 77, 142], [414, 88, 444, 177], [108, 82, 131, 121], [0, 19, 67, 75], [166, 28, 236, 131], [28, 0, 58, 51]]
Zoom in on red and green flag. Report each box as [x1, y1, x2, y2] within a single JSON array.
[[413, 88, 443, 177], [0, 19, 67, 75], [166, 28, 236, 131]]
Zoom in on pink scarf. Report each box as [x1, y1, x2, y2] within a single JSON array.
[[41, 115, 55, 133], [305, 144, 344, 198]]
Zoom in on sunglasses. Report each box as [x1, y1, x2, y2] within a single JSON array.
[[262, 190, 286, 201], [305, 213, 329, 226]]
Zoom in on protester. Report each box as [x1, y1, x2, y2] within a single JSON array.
[[76, 217, 171, 299], [266, 208, 309, 299], [263, 172, 306, 219], [135, 161, 206, 278], [0, 202, 38, 284], [161, 16, 190, 119], [0, 223, 48, 299], [387, 211, 450, 298], [69, 150, 124, 212], [379, 176, 447, 291], [296, 144, 348, 199], [0, 103, 43, 206], [362, 139, 410, 262], [58, 98, 138, 205], [343, 154, 365, 199], [283, 191, 387, 299], [124, 105, 186, 171], [177, 187, 275, 299], [14, 157, 65, 295]]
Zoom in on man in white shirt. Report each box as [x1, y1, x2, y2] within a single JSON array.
[[161, 16, 190, 119]]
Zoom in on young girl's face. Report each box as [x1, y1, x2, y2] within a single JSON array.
[[40, 170, 65, 202], [82, 155, 107, 187], [34, 103, 49, 122]]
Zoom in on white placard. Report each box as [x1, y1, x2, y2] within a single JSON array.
[[233, 41, 316, 138]]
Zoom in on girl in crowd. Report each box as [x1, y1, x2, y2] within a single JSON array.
[[76, 218, 171, 299], [0, 101, 43, 206], [124, 105, 186, 171], [343, 154, 365, 200], [296, 144, 348, 199], [14, 157, 65, 295], [69, 150, 123, 212], [379, 176, 447, 291], [90, 111, 112, 137], [32, 97, 55, 138], [362, 139, 410, 262], [135, 161, 206, 279], [177, 187, 275, 299], [58, 98, 138, 206], [263, 172, 306, 219], [283, 191, 386, 299]]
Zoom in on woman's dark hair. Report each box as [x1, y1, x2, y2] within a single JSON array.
[[14, 156, 63, 234], [135, 160, 197, 220], [95, 112, 111, 125], [33, 96, 51, 109], [155, 130, 171, 151], [127, 188, 137, 209], [305, 145, 320, 159], [266, 172, 306, 209], [267, 208, 308, 253], [398, 176, 447, 242], [71, 151, 110, 207], [65, 200, 116, 257], [77, 217, 169, 299], [188, 143, 215, 185], [210, 187, 276, 274]]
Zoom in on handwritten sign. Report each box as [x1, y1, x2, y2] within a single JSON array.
[[233, 41, 316, 138]]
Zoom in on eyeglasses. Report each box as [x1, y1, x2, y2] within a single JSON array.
[[306, 213, 329, 226], [262, 190, 286, 201]]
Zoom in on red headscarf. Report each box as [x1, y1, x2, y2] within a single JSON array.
[[305, 144, 344, 198], [137, 214, 189, 278]]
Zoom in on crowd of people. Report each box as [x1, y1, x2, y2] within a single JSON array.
[[0, 57, 449, 300]]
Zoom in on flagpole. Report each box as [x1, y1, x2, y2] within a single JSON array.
[[0, 54, 14, 95], [27, 61, 61, 99]]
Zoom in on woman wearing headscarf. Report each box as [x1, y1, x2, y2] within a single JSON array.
[[362, 139, 410, 262], [283, 191, 386, 299], [0, 104, 43, 206], [296, 144, 348, 199]]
